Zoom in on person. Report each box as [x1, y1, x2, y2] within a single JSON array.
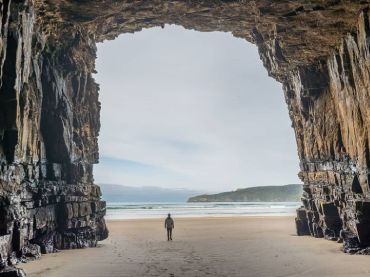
[[164, 213, 174, 241]]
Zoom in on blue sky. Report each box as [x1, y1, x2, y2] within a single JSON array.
[[93, 25, 300, 192]]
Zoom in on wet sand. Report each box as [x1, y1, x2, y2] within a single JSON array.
[[20, 216, 370, 276]]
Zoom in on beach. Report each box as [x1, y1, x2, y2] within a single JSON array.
[[20, 216, 370, 277], [104, 202, 300, 219]]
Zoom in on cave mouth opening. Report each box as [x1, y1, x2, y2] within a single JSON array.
[[93, 24, 300, 204], [4, 3, 370, 274]]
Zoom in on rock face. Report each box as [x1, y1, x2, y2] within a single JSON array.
[[293, 12, 370, 253], [0, 0, 370, 274], [0, 0, 108, 273]]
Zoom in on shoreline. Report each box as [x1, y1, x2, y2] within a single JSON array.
[[105, 213, 297, 220], [105, 201, 301, 220], [105, 214, 296, 220], [20, 216, 370, 277]]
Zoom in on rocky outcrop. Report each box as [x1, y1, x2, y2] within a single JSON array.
[[0, 0, 107, 274], [1, 0, 370, 275], [294, 10, 370, 253]]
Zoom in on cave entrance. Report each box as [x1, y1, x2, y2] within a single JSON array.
[[93, 25, 300, 205]]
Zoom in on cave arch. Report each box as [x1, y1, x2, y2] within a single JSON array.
[[1, 1, 370, 272]]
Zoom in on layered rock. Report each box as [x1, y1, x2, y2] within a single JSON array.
[[0, 0, 370, 275], [294, 10, 370, 253], [0, 0, 107, 273]]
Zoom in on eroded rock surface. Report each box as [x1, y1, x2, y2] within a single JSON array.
[[0, 0, 370, 275], [0, 1, 108, 274]]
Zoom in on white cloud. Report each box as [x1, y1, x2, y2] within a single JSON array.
[[93, 25, 301, 192]]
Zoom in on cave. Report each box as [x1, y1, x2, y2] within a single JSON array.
[[1, 0, 370, 275]]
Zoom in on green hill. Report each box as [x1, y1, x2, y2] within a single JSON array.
[[187, 184, 302, 202]]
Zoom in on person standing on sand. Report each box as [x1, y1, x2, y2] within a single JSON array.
[[165, 213, 174, 241]]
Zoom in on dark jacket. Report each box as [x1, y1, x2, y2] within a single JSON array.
[[165, 217, 174, 229]]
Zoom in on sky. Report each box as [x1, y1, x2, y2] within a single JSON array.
[[93, 25, 301, 193]]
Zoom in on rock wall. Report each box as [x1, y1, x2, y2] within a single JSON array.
[[0, 0, 370, 275], [0, 1, 107, 274], [294, 10, 370, 253]]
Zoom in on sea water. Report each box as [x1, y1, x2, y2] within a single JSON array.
[[105, 202, 301, 219]]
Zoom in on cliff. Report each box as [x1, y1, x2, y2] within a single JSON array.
[[188, 184, 302, 202], [1, 0, 370, 275]]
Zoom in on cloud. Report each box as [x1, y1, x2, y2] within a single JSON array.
[[94, 25, 301, 192]]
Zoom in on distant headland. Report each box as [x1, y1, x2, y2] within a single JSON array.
[[187, 184, 302, 202]]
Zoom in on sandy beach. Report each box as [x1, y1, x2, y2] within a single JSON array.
[[20, 216, 370, 277]]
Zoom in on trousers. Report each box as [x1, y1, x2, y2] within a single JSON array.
[[167, 228, 173, 240]]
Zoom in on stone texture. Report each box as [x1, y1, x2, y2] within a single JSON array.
[[0, 1, 108, 274], [0, 267, 26, 277], [0, 0, 370, 275]]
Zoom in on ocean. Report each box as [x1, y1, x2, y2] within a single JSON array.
[[105, 202, 301, 219]]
